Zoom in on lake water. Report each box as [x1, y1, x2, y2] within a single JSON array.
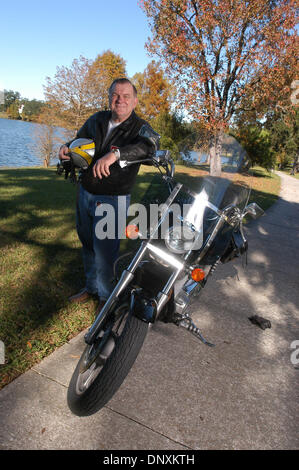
[[0, 118, 66, 167], [0, 117, 238, 168]]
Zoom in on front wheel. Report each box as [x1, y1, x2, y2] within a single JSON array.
[[67, 303, 148, 416]]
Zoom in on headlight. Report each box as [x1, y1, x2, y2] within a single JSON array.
[[165, 225, 197, 254]]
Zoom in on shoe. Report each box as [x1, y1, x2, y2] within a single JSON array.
[[69, 288, 97, 304]]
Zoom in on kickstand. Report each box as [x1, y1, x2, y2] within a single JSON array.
[[174, 314, 215, 347]]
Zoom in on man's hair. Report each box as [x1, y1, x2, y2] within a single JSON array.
[[109, 78, 137, 97]]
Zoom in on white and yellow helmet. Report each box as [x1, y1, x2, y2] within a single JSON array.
[[69, 138, 95, 169]]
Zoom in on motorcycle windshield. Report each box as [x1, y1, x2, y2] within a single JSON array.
[[129, 133, 251, 257], [180, 133, 251, 222]]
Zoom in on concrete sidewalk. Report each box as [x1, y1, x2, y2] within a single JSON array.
[[0, 171, 298, 450]]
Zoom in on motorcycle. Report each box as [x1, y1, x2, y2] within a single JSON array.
[[65, 129, 265, 417]]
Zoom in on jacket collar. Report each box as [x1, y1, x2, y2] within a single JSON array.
[[109, 110, 137, 130]]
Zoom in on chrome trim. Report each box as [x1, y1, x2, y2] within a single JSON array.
[[147, 243, 184, 270], [174, 279, 200, 315]]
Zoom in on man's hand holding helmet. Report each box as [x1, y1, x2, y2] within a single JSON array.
[[59, 145, 70, 161]]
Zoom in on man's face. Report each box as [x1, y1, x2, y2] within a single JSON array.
[[109, 82, 138, 123]]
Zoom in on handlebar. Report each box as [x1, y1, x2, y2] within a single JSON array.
[[57, 148, 176, 183], [119, 150, 175, 179]]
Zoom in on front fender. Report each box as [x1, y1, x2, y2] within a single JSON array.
[[130, 290, 157, 323]]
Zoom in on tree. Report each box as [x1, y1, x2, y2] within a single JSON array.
[[1, 90, 21, 112], [6, 101, 21, 120], [43, 52, 127, 132], [0, 89, 45, 121], [151, 111, 193, 160], [34, 105, 70, 167], [22, 99, 45, 121], [132, 61, 172, 120], [34, 123, 56, 167], [87, 50, 127, 110], [141, 0, 299, 175], [231, 126, 275, 170], [43, 55, 94, 132], [268, 106, 299, 170]]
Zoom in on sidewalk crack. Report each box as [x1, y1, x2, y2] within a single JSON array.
[[105, 405, 194, 450], [31, 368, 67, 388]]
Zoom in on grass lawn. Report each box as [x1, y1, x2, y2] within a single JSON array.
[[0, 165, 280, 389]]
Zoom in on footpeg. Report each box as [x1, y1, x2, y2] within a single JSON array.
[[174, 314, 215, 347]]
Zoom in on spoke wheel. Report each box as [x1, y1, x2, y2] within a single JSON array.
[[75, 304, 128, 395], [67, 301, 148, 416]]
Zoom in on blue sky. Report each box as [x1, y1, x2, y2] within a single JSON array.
[[0, 0, 154, 101]]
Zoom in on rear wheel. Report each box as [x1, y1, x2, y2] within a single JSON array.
[[67, 302, 148, 416]]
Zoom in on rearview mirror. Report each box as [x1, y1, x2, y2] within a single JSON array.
[[243, 203, 264, 219], [139, 125, 160, 151]]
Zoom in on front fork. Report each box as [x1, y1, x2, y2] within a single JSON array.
[[84, 241, 162, 345], [84, 268, 135, 345]]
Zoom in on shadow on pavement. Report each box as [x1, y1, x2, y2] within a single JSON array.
[[0, 172, 298, 449]]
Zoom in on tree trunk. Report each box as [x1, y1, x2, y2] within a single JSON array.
[[290, 153, 299, 175], [209, 132, 223, 176]]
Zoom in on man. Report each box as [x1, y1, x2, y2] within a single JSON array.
[[59, 78, 156, 312]]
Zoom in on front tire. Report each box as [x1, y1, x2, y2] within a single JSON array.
[[67, 306, 148, 416]]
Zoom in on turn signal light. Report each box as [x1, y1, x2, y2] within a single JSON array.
[[125, 224, 139, 239], [191, 268, 205, 282]]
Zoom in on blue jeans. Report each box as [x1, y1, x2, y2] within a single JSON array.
[[76, 185, 130, 301]]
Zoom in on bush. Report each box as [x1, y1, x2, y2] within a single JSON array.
[[231, 127, 275, 171]]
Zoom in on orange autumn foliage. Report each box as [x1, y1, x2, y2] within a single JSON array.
[[141, 0, 298, 131]]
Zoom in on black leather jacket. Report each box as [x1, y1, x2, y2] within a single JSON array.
[[68, 110, 154, 195]]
